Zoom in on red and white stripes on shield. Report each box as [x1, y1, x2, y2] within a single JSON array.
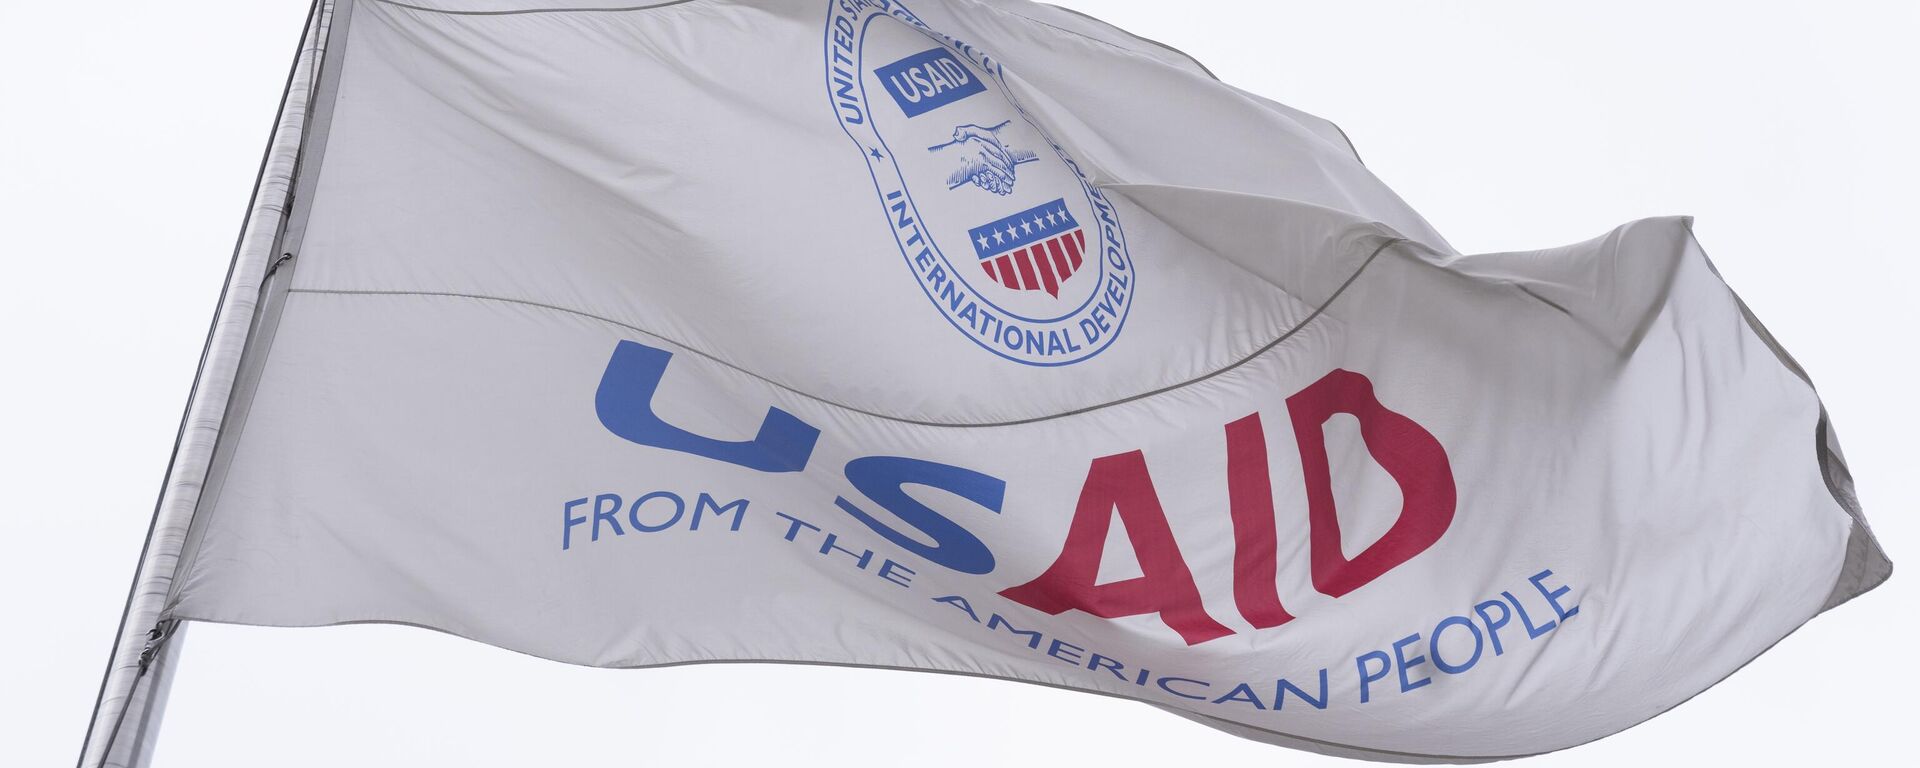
[[981, 229, 1086, 297]]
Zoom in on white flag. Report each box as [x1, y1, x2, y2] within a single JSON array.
[[83, 0, 1890, 764]]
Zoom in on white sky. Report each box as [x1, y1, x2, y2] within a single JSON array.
[[3, 1, 1914, 765]]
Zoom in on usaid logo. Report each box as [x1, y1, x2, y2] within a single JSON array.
[[872, 47, 985, 117], [824, 2, 1135, 366]]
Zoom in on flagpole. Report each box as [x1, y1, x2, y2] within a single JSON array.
[[76, 2, 335, 765]]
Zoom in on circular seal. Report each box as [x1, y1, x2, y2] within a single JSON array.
[[823, 1, 1135, 366]]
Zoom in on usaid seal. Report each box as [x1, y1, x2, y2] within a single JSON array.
[[823, 1, 1134, 366]]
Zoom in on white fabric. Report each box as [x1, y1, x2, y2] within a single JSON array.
[[76, 4, 337, 767], [140, 0, 1886, 761]]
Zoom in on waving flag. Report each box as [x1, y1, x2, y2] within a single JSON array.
[[82, 0, 1890, 765]]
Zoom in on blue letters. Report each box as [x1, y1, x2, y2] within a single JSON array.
[[874, 48, 985, 117], [1503, 589, 1558, 639], [834, 456, 1005, 574], [1355, 651, 1392, 704], [1392, 632, 1432, 693], [1275, 669, 1329, 711], [1529, 569, 1580, 621], [595, 341, 819, 473], [562, 497, 589, 550], [1430, 615, 1485, 675], [626, 491, 685, 533], [1473, 598, 1512, 656]]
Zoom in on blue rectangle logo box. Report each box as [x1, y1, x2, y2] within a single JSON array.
[[874, 48, 987, 118]]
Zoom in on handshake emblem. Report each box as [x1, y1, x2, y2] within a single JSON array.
[[928, 120, 1040, 196]]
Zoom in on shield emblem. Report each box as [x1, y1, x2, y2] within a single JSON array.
[[829, 10, 1136, 366], [969, 198, 1086, 298]]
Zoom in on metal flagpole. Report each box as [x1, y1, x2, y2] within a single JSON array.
[[76, 2, 335, 765]]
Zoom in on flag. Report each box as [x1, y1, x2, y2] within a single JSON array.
[[82, 0, 1890, 764]]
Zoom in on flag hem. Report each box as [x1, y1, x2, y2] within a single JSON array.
[[76, 2, 337, 766]]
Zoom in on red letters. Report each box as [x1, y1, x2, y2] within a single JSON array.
[[1004, 369, 1456, 645], [1226, 413, 1295, 629], [997, 451, 1235, 646], [1286, 369, 1455, 598]]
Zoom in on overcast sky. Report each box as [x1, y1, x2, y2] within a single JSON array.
[[3, 1, 1914, 765]]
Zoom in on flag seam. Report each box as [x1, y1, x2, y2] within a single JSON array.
[[281, 237, 1401, 429]]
